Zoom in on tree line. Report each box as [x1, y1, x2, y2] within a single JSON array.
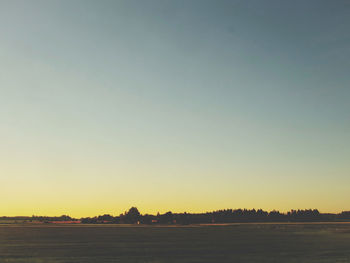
[[2, 208, 350, 224], [80, 207, 350, 224]]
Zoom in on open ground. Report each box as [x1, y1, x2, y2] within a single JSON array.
[[1, 223, 350, 262]]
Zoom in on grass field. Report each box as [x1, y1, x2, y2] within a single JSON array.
[[1, 223, 350, 263]]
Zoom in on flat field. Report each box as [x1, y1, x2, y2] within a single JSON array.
[[1, 223, 350, 263]]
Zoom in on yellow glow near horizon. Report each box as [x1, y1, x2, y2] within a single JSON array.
[[1, 1, 350, 218]]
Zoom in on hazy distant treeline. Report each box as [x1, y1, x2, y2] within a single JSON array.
[[0, 215, 78, 223], [2, 208, 350, 224]]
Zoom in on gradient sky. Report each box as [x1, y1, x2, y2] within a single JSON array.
[[1, 0, 349, 217]]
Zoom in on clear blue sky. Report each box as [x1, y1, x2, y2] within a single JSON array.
[[1, 0, 349, 216]]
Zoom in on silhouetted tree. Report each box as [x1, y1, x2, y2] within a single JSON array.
[[123, 207, 141, 224]]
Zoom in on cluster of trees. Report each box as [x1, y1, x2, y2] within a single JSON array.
[[80, 207, 350, 225], [3, 208, 350, 224], [81, 207, 141, 224]]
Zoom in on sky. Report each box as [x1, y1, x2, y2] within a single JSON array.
[[0, 0, 349, 217]]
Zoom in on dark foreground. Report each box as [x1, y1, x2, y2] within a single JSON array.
[[1, 223, 350, 263]]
